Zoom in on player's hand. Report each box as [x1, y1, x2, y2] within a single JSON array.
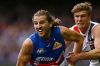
[[68, 64, 75, 66], [66, 52, 80, 65]]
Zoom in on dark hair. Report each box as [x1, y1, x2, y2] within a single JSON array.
[[71, 2, 92, 16]]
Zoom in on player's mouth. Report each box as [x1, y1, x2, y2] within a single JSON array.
[[38, 29, 44, 34]]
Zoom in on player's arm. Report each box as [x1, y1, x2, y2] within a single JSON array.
[[77, 25, 100, 60], [59, 26, 83, 66], [60, 26, 83, 53], [16, 38, 33, 66]]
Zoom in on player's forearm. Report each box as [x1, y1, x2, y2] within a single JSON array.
[[16, 56, 30, 66], [73, 36, 83, 53], [16, 61, 27, 66], [78, 49, 100, 60]]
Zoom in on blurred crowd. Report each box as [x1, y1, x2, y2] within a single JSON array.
[[0, 18, 34, 66]]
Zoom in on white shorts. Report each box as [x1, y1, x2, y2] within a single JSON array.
[[89, 60, 100, 66], [89, 63, 100, 66]]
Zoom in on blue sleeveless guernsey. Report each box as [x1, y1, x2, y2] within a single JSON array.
[[29, 26, 65, 65]]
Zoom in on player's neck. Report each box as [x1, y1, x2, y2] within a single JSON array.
[[44, 29, 51, 40], [79, 23, 90, 34], [79, 28, 87, 34]]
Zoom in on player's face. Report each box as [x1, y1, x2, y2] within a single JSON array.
[[74, 11, 91, 30], [33, 15, 52, 38]]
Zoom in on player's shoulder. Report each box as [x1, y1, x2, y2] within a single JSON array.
[[58, 26, 69, 32], [92, 22, 100, 31], [22, 38, 33, 47]]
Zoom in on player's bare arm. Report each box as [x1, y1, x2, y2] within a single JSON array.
[[59, 26, 83, 66], [16, 38, 33, 66], [59, 26, 83, 53], [78, 24, 100, 60]]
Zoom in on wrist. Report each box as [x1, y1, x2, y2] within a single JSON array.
[[77, 52, 84, 60]]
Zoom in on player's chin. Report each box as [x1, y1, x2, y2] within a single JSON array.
[[38, 33, 45, 37]]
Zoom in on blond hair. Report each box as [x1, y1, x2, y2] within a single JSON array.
[[71, 2, 92, 16]]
